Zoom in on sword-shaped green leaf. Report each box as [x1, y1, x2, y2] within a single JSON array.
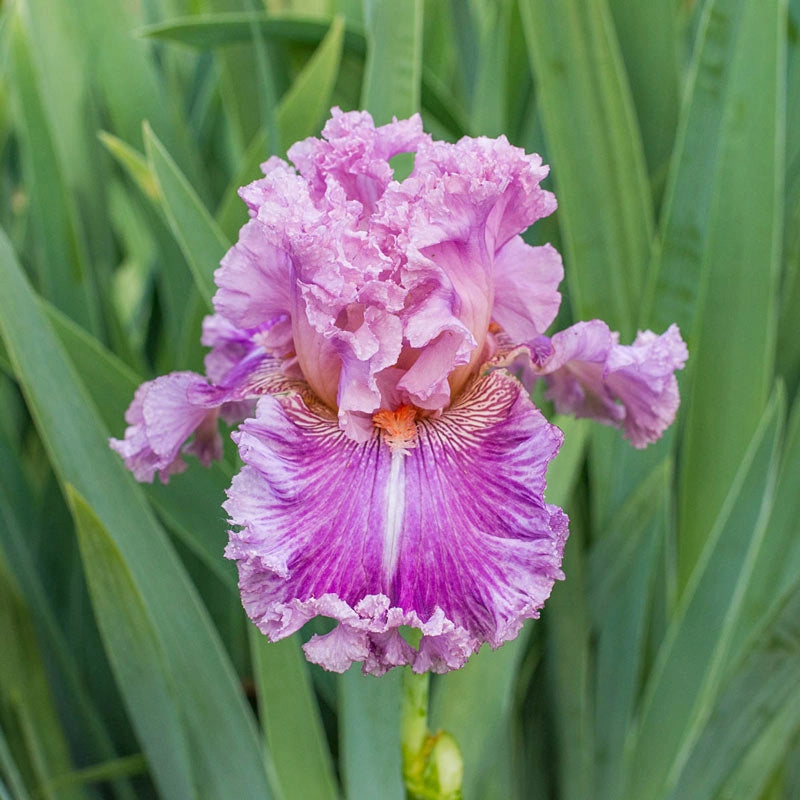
[[520, 0, 654, 339], [0, 228, 272, 800]]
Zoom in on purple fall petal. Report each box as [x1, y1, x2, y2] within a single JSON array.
[[224, 370, 567, 675]]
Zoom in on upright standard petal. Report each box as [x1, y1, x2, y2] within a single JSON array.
[[224, 370, 567, 675], [287, 107, 429, 212], [491, 236, 563, 341]]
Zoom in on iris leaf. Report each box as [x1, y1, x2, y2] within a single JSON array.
[[277, 15, 346, 152], [544, 509, 594, 800], [520, 0, 654, 340], [642, 0, 767, 336], [144, 123, 230, 307], [65, 485, 197, 800], [467, 0, 512, 137], [339, 669, 404, 800], [8, 14, 99, 335], [606, 0, 680, 183], [0, 723, 32, 800], [70, 0, 205, 189], [589, 460, 670, 800], [361, 0, 423, 124], [0, 228, 273, 800], [727, 387, 800, 666], [250, 630, 340, 800], [0, 555, 88, 800], [139, 11, 368, 54], [665, 586, 800, 800], [675, 0, 783, 582], [620, 386, 784, 800], [0, 432, 138, 800]]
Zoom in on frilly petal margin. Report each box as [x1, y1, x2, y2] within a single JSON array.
[[109, 350, 293, 483], [497, 320, 689, 449], [109, 372, 218, 483], [224, 370, 568, 675]]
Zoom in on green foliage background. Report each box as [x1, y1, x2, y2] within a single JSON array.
[[1, 0, 799, 797]]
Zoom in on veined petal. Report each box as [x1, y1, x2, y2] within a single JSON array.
[[225, 370, 567, 675]]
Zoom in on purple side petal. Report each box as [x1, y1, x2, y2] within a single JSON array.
[[111, 347, 294, 483], [528, 321, 688, 448], [109, 372, 217, 483], [535, 320, 623, 425], [604, 324, 688, 448], [225, 370, 568, 675]]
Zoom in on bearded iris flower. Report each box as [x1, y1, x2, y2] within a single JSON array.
[[111, 109, 687, 675]]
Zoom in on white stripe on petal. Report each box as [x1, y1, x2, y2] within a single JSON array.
[[382, 448, 406, 580]]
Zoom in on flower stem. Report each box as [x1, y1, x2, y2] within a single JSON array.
[[401, 669, 430, 778], [400, 669, 463, 800]]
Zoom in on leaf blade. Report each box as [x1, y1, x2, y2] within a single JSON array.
[[520, 0, 654, 338], [0, 228, 272, 800], [144, 124, 230, 306], [65, 485, 197, 800]]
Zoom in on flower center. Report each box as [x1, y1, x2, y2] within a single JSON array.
[[373, 405, 418, 452]]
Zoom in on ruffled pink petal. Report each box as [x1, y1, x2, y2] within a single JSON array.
[[524, 321, 688, 448], [411, 134, 557, 253], [109, 372, 218, 483], [224, 370, 568, 675], [213, 218, 293, 331], [492, 237, 564, 340], [287, 107, 429, 213]]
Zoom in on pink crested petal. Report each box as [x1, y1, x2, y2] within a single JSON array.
[[225, 370, 568, 675], [213, 218, 293, 330], [287, 107, 429, 212], [492, 237, 564, 339]]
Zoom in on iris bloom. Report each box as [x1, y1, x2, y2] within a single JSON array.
[[111, 110, 687, 674]]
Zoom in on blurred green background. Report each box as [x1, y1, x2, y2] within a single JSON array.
[[1, 0, 799, 798]]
